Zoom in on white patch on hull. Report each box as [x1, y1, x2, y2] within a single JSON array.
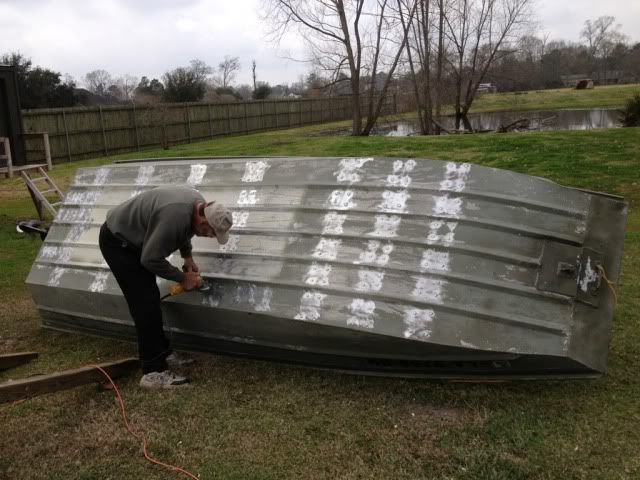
[[187, 164, 207, 186], [89, 272, 109, 292], [368, 215, 401, 238], [578, 256, 599, 292], [347, 298, 376, 329], [386, 159, 416, 188], [231, 211, 250, 228], [378, 190, 410, 213], [403, 308, 435, 339], [304, 263, 332, 286], [242, 161, 270, 182], [238, 190, 258, 205], [420, 249, 450, 272], [355, 269, 384, 292], [219, 234, 240, 252], [460, 339, 478, 349], [254, 287, 273, 312], [327, 190, 356, 210], [294, 291, 327, 321], [356, 240, 394, 266], [322, 212, 347, 235], [48, 267, 66, 287], [312, 238, 342, 261], [411, 277, 445, 303], [334, 157, 372, 184]]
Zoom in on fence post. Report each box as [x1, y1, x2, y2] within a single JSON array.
[[226, 104, 231, 135], [244, 102, 249, 135], [42, 133, 52, 170], [161, 106, 167, 149], [98, 106, 108, 156], [275, 101, 279, 129], [132, 103, 140, 151], [260, 101, 265, 132], [208, 103, 213, 138], [393, 94, 398, 114], [62, 108, 72, 162], [186, 104, 192, 143]]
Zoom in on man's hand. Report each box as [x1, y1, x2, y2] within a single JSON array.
[[181, 271, 202, 291], [182, 257, 199, 273]]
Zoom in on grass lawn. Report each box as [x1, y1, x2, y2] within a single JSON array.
[[1, 123, 639, 479], [471, 83, 640, 113]]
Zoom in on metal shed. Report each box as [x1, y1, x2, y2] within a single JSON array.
[[26, 156, 627, 379]]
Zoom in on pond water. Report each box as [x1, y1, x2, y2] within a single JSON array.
[[372, 108, 622, 136]]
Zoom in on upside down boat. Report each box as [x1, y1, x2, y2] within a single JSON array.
[[26, 156, 627, 379]]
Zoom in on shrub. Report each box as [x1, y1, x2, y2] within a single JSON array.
[[619, 93, 640, 127]]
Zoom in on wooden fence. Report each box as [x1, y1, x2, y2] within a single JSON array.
[[21, 94, 413, 164]]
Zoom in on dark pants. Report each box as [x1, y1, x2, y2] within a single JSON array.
[[99, 223, 170, 373]]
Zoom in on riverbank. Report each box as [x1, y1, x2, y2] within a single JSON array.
[[471, 83, 640, 112]]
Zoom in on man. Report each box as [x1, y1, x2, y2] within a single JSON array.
[[99, 185, 233, 388]]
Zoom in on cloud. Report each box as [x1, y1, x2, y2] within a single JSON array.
[[0, 0, 308, 86], [2, 0, 637, 89]]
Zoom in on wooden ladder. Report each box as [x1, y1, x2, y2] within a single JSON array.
[[0, 137, 13, 178], [21, 165, 64, 220]]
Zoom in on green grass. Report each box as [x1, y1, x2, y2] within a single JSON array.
[[471, 83, 640, 113], [1, 123, 639, 479]]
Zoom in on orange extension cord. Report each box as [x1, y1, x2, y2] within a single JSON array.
[[92, 365, 199, 480]]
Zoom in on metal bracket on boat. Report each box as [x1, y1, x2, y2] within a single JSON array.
[[575, 248, 605, 307], [536, 243, 604, 307]]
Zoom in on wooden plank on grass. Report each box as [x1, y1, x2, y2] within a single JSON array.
[[0, 352, 38, 371], [0, 358, 138, 404]]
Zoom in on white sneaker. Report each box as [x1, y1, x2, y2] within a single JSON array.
[[139, 370, 189, 389], [166, 351, 195, 367]]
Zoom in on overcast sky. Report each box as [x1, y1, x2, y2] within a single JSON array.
[[1, 0, 638, 88]]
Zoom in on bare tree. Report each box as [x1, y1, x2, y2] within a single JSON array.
[[401, 0, 436, 134], [581, 16, 628, 84], [581, 16, 616, 60], [84, 69, 112, 96], [262, 0, 417, 136], [434, 0, 446, 133], [218, 55, 241, 88], [444, 0, 533, 130], [117, 74, 139, 101]]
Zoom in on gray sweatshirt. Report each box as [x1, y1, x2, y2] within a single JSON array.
[[106, 186, 205, 282]]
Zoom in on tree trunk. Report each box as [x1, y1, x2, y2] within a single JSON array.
[[350, 87, 362, 135], [421, 0, 432, 135], [434, 0, 444, 135], [461, 114, 473, 132], [455, 112, 462, 130]]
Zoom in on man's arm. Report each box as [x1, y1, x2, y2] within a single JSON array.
[[141, 249, 184, 282], [179, 240, 193, 259]]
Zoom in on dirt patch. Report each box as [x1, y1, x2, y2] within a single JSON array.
[[402, 403, 477, 424], [0, 295, 40, 349]]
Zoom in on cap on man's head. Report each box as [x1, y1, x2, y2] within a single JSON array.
[[204, 202, 233, 244]]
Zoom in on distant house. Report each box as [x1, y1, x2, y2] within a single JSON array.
[[560, 74, 591, 88], [590, 70, 636, 85], [73, 88, 123, 106], [476, 83, 497, 94], [558, 70, 637, 88]]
